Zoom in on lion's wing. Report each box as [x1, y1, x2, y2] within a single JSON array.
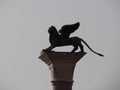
[[59, 22, 80, 38]]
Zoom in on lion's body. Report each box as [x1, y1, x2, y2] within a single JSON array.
[[46, 36, 84, 52]]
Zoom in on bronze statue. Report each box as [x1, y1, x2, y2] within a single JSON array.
[[44, 22, 104, 57]]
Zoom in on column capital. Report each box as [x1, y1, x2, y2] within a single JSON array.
[[39, 51, 86, 66]]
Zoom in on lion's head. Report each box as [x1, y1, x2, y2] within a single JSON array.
[[48, 26, 57, 33]]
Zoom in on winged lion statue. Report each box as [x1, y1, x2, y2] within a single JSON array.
[[44, 22, 104, 57]]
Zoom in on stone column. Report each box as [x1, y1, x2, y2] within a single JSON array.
[[39, 51, 86, 90]]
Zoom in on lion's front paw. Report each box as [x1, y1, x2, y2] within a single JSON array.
[[43, 47, 52, 52]]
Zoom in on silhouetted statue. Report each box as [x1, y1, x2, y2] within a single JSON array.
[[44, 22, 104, 57]]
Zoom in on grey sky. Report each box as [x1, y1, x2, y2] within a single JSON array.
[[0, 0, 120, 90]]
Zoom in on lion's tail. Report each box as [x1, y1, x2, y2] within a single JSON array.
[[81, 39, 104, 57]]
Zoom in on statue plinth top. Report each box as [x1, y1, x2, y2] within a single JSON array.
[[39, 51, 86, 65]]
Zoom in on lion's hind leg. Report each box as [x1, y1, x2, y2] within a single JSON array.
[[78, 43, 84, 52], [71, 45, 78, 53]]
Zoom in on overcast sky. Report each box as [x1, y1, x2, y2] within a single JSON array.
[[0, 0, 120, 90]]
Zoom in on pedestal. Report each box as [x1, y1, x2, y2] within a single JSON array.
[[39, 51, 86, 90]]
